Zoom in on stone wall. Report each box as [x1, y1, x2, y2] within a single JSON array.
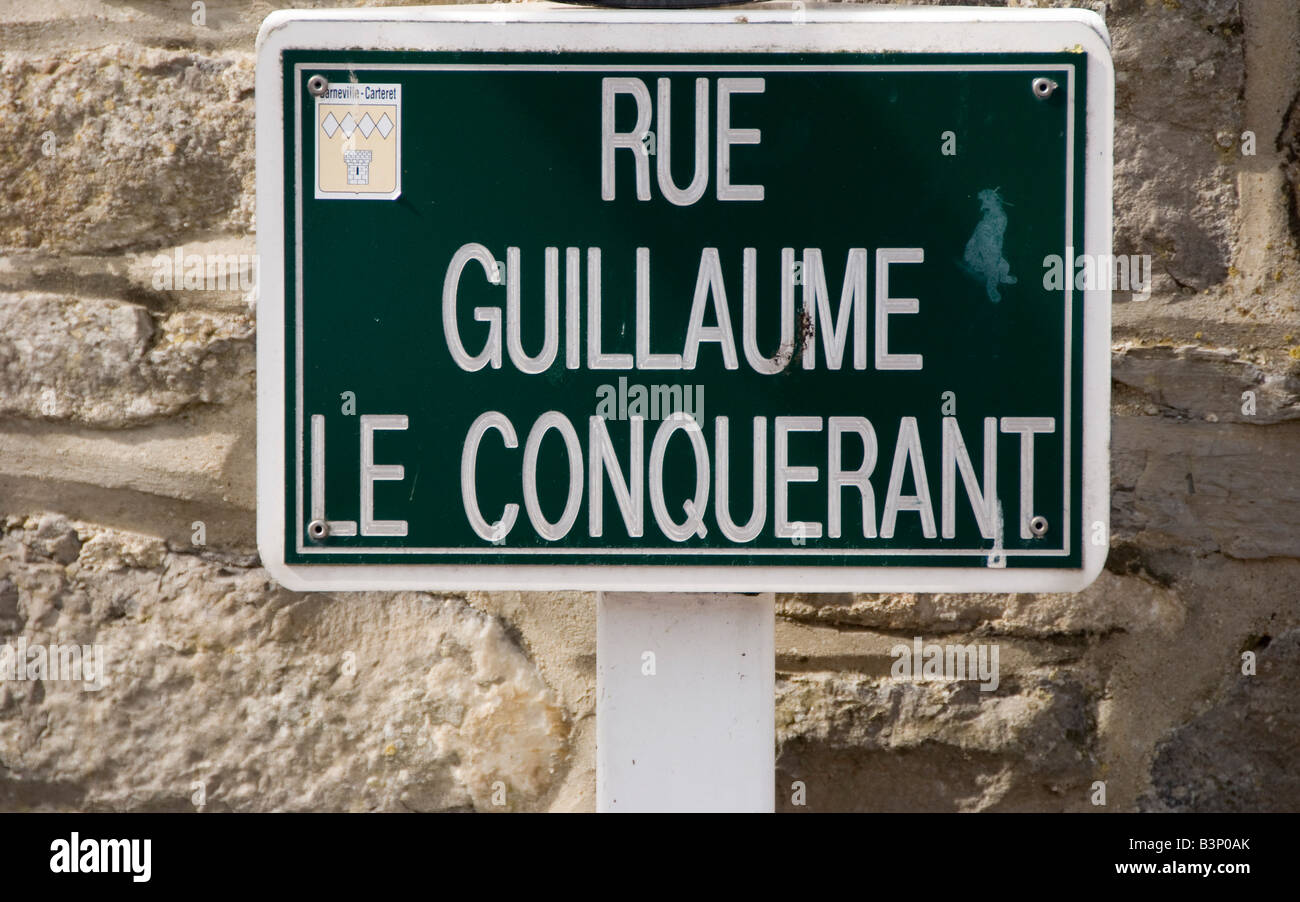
[[0, 0, 1296, 812]]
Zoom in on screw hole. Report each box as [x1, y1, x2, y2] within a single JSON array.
[[308, 519, 329, 541], [308, 75, 329, 97], [1029, 515, 1049, 537], [1031, 77, 1057, 100]]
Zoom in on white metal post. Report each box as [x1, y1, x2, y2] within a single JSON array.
[[596, 592, 775, 813]]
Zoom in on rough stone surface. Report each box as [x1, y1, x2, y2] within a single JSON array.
[[1112, 343, 1300, 424], [0, 45, 254, 254], [0, 0, 1297, 812], [0, 291, 254, 426], [0, 517, 570, 812], [1285, 91, 1300, 228], [778, 569, 1185, 638], [1112, 417, 1300, 559], [1141, 628, 1300, 812], [776, 670, 1096, 812], [1110, 0, 1245, 294]]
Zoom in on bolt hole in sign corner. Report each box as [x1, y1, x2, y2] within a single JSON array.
[[255, 5, 1113, 594]]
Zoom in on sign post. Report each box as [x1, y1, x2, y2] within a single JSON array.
[[597, 591, 774, 812], [257, 5, 1113, 811]]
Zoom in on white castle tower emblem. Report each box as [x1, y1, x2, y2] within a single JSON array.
[[343, 149, 373, 185]]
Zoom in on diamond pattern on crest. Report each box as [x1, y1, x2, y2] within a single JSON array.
[[321, 109, 395, 141]]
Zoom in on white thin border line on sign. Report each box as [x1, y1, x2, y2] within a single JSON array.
[[301, 63, 1073, 73], [1063, 66, 1074, 558], [295, 65, 304, 553], [294, 546, 1069, 557], [291, 61, 1077, 557]]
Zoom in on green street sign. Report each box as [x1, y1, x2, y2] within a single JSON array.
[[256, 7, 1113, 593]]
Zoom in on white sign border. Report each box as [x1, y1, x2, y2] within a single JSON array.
[[256, 3, 1113, 594]]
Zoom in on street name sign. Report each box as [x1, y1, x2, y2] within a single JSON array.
[[256, 5, 1113, 593]]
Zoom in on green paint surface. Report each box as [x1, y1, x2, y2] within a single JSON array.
[[280, 50, 1088, 569]]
